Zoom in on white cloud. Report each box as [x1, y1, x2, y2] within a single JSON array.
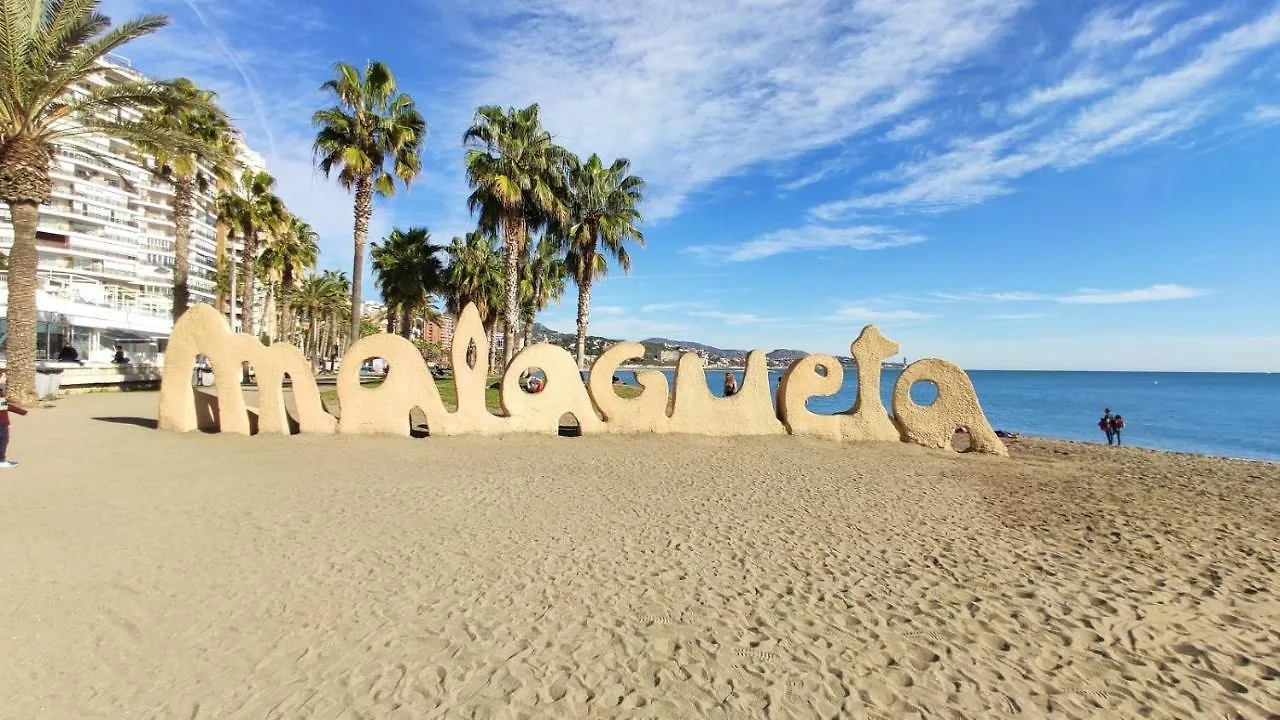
[[453, 0, 1029, 220], [984, 313, 1043, 320], [1135, 11, 1227, 59], [593, 306, 627, 316], [1072, 2, 1179, 51], [1057, 284, 1208, 304], [640, 301, 709, 313], [689, 310, 771, 325], [907, 285, 1207, 306], [1008, 73, 1112, 116], [777, 149, 861, 192], [545, 315, 694, 340], [827, 306, 935, 323], [687, 225, 926, 262], [932, 290, 1050, 302], [886, 117, 932, 141], [1247, 103, 1280, 124], [816, 6, 1280, 217]]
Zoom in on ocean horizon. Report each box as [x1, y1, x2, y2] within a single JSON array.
[[622, 368, 1280, 463]]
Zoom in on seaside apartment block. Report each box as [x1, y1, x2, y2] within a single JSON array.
[[0, 54, 270, 366]]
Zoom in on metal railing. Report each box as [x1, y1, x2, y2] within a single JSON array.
[[0, 270, 171, 320]]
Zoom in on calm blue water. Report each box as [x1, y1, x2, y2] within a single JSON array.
[[619, 369, 1280, 462]]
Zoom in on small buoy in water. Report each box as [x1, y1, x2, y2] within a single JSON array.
[[1154, 381, 1159, 385]]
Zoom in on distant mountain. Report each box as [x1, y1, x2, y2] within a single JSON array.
[[641, 337, 747, 359], [532, 322, 855, 365]]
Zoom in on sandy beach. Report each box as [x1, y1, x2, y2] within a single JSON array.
[[1, 391, 1277, 719]]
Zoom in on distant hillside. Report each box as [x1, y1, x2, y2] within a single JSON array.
[[642, 337, 747, 360], [531, 323, 841, 365]]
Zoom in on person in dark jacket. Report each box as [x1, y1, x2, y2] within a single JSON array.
[[0, 369, 30, 468]]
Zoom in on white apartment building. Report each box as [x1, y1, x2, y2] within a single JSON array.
[[0, 54, 269, 365]]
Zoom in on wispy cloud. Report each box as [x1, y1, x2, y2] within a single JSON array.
[[827, 306, 935, 323], [984, 313, 1043, 320], [689, 310, 773, 325], [1058, 284, 1208, 304], [1072, 2, 1179, 51], [813, 5, 1280, 218], [886, 117, 932, 141], [687, 225, 925, 262], [640, 301, 710, 314], [1135, 10, 1227, 59], [932, 290, 1050, 302], [1008, 72, 1112, 116], [1246, 103, 1280, 124], [454, 0, 1028, 220]]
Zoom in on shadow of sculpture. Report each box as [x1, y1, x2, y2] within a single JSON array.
[[156, 302, 1006, 456]]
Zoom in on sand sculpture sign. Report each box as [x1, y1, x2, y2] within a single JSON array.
[[157, 304, 1007, 456]]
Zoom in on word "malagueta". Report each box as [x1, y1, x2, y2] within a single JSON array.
[[157, 304, 1007, 456]]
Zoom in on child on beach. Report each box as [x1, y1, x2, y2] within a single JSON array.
[[1111, 415, 1125, 446], [0, 370, 30, 468]]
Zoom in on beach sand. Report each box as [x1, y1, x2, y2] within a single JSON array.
[[1, 391, 1277, 719]]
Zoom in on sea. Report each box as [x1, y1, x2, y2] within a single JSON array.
[[619, 369, 1280, 463]]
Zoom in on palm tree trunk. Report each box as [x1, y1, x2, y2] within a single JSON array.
[[575, 269, 593, 370], [524, 321, 533, 349], [487, 324, 498, 375], [171, 175, 195, 322], [385, 310, 396, 335], [3, 200, 41, 405], [262, 284, 276, 341], [399, 305, 413, 340], [349, 176, 373, 345], [239, 226, 257, 338], [501, 213, 525, 368]]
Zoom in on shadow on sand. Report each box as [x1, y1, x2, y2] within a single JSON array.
[[92, 416, 159, 430]]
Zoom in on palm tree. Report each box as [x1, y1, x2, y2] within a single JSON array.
[[444, 231, 503, 328], [463, 104, 569, 368], [562, 154, 646, 368], [444, 231, 504, 371], [214, 188, 249, 328], [0, 0, 221, 403], [292, 270, 349, 368], [519, 234, 567, 349], [371, 227, 443, 340], [134, 77, 236, 323], [259, 216, 318, 344], [312, 61, 426, 346], [234, 169, 286, 337]]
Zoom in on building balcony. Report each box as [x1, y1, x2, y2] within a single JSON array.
[[0, 270, 174, 336]]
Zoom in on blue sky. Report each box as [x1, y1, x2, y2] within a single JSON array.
[[102, 0, 1280, 371]]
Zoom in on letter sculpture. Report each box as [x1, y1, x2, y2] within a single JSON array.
[[158, 302, 1007, 456]]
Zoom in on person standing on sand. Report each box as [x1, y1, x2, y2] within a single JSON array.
[[1100, 408, 1114, 445], [0, 370, 30, 468], [1111, 415, 1125, 446], [723, 372, 738, 397]]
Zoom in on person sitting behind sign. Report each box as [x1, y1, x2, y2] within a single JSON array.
[[57, 345, 84, 365]]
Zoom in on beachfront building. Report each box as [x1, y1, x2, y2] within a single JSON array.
[[426, 313, 455, 349], [0, 54, 270, 365]]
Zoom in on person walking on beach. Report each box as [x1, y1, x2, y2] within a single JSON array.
[[1111, 415, 1125, 446], [1099, 408, 1114, 445], [0, 370, 30, 468], [723, 372, 738, 397]]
